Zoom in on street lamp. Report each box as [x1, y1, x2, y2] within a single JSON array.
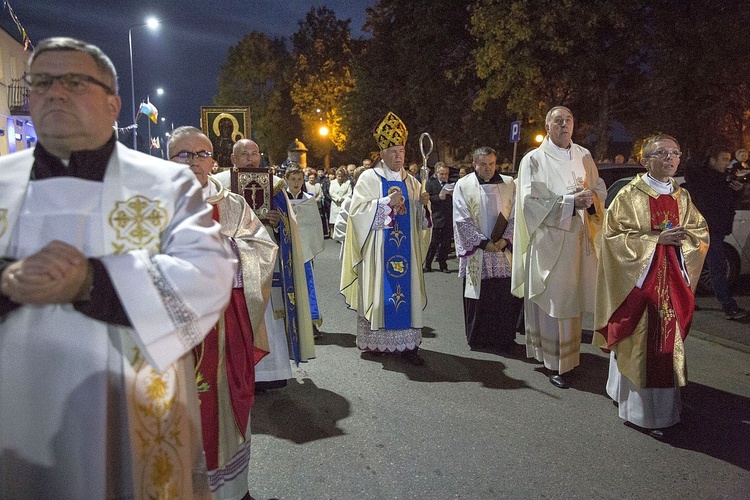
[[535, 134, 545, 143], [129, 16, 161, 150], [318, 123, 331, 169]]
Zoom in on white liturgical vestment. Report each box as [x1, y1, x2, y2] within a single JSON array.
[[0, 143, 236, 499]]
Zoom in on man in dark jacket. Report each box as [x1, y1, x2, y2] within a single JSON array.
[[424, 162, 454, 273], [686, 146, 747, 320]]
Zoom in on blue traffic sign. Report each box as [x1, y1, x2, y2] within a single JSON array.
[[509, 121, 521, 143]]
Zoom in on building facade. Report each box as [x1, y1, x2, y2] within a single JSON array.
[[0, 26, 34, 156]]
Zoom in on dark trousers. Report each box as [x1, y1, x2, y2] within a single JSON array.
[[425, 224, 452, 269], [319, 204, 329, 237], [463, 277, 522, 349], [705, 232, 737, 313]]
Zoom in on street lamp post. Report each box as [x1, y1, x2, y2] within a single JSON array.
[[318, 124, 331, 169], [128, 17, 160, 151], [316, 108, 331, 169]]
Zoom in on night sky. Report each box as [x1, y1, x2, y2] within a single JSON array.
[[0, 0, 373, 136]]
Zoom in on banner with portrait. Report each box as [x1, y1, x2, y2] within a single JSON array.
[[200, 107, 251, 170]]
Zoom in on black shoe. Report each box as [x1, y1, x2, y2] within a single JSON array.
[[361, 350, 388, 360], [422, 265, 432, 273], [440, 267, 450, 274], [401, 349, 425, 366], [549, 372, 569, 389], [648, 428, 665, 440], [725, 307, 748, 320]]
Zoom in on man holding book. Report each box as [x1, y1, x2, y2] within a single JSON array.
[[453, 147, 521, 352]]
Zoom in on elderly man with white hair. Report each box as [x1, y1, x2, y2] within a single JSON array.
[[511, 106, 606, 389]]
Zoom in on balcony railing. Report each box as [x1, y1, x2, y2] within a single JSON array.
[[8, 78, 29, 115]]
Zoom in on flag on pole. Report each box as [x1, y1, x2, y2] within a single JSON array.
[[138, 101, 159, 124], [4, 2, 34, 51]]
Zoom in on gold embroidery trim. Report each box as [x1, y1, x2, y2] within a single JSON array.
[[108, 195, 168, 252]]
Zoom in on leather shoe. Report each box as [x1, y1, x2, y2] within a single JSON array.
[[440, 267, 450, 274], [422, 266, 432, 273], [549, 373, 569, 389], [648, 428, 665, 440]]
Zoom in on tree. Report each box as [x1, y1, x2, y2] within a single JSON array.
[[470, 0, 647, 160], [343, 0, 508, 164], [215, 31, 301, 164], [290, 7, 356, 164], [638, 0, 750, 155]]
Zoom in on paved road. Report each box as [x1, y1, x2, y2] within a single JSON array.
[[248, 240, 750, 500]]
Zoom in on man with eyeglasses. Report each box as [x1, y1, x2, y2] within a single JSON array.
[[512, 106, 606, 389], [686, 146, 748, 320], [168, 126, 278, 499], [218, 139, 317, 390], [0, 38, 236, 497], [594, 133, 708, 439]]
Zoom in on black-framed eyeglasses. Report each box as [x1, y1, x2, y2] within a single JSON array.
[[649, 149, 682, 159], [169, 150, 213, 162], [23, 72, 116, 95]]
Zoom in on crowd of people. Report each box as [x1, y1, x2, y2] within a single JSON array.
[[0, 36, 746, 498]]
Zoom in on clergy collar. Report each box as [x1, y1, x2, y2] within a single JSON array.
[[542, 137, 574, 161], [643, 173, 674, 195], [202, 178, 219, 200], [382, 165, 402, 181], [32, 134, 116, 181], [475, 171, 503, 185], [287, 190, 304, 199]]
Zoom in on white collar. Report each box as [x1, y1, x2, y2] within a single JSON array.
[[203, 178, 219, 199], [643, 173, 673, 195], [548, 139, 573, 160], [382, 166, 402, 181]]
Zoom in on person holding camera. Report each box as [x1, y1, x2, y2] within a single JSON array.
[[686, 146, 748, 320]]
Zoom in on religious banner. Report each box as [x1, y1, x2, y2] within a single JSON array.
[[231, 168, 273, 223], [200, 106, 250, 170]]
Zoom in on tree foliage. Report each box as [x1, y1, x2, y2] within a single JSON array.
[[290, 7, 356, 161], [215, 1, 750, 166], [471, 0, 647, 159], [470, 0, 750, 158], [636, 0, 750, 155], [215, 31, 300, 164], [343, 0, 509, 164]]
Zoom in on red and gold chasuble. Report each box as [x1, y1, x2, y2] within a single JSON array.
[[193, 204, 258, 470], [598, 195, 693, 388]]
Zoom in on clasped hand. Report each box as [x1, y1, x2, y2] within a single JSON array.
[[573, 188, 594, 210], [0, 240, 89, 304], [657, 226, 687, 246]]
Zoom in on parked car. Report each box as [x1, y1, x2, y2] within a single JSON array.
[[604, 172, 750, 294], [596, 163, 646, 190]]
